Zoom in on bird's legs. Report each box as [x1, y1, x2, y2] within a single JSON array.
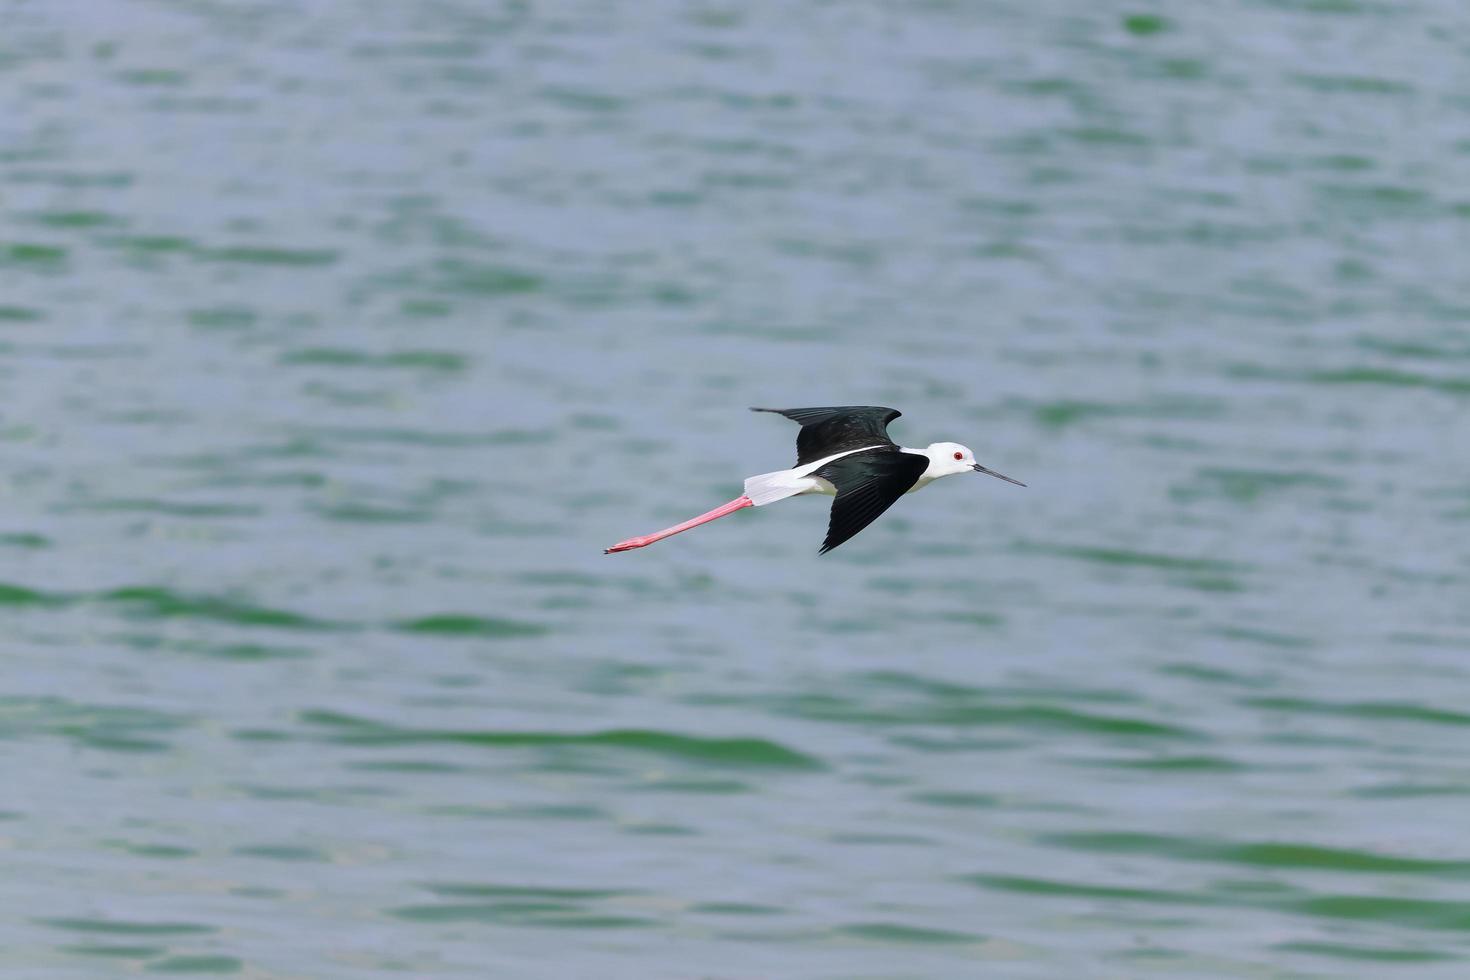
[[604, 495, 753, 554]]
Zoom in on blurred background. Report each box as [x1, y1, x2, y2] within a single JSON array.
[[5, 0, 1470, 977]]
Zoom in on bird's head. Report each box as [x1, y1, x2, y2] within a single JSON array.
[[926, 442, 1026, 486]]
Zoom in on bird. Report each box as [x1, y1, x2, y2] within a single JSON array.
[[604, 406, 1024, 555]]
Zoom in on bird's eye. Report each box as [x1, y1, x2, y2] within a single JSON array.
[[953, 451, 963, 460]]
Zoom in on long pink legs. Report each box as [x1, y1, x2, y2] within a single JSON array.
[[605, 495, 754, 554]]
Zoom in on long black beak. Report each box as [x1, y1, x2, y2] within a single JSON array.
[[974, 463, 1026, 487]]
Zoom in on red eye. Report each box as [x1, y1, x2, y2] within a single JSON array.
[[953, 451, 963, 460]]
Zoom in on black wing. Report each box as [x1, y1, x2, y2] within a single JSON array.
[[813, 448, 928, 554], [750, 406, 903, 466]]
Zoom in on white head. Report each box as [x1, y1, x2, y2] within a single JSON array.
[[925, 442, 1026, 485]]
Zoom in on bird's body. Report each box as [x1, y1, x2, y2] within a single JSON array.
[[743, 442, 962, 504], [605, 406, 1023, 555]]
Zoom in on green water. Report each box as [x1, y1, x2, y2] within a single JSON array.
[[5, 0, 1470, 976]]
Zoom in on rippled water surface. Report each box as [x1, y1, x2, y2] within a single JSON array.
[[6, 1, 1470, 976]]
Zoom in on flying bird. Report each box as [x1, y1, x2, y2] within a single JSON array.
[[604, 406, 1024, 555]]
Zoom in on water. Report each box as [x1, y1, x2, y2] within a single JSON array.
[[4, 0, 1470, 976]]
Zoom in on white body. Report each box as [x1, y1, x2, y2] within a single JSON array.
[[743, 442, 978, 506]]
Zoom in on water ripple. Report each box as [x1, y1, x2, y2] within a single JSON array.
[[299, 710, 824, 769]]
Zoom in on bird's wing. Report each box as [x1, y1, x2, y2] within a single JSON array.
[[813, 448, 929, 554], [750, 406, 902, 466]]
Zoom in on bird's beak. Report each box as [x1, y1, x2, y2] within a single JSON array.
[[973, 463, 1026, 487]]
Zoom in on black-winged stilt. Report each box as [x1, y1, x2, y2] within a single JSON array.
[[605, 406, 1024, 555]]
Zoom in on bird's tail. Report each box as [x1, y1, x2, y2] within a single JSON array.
[[742, 468, 810, 507]]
